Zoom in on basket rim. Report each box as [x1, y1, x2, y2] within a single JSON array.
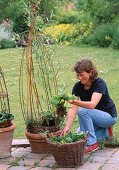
[[45, 131, 88, 146]]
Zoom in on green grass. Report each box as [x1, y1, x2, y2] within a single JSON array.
[[0, 45, 119, 139]]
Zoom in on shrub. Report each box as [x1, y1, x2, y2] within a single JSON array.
[[73, 22, 94, 46], [44, 24, 78, 43], [0, 39, 16, 49], [110, 26, 119, 49], [89, 23, 118, 47], [13, 13, 29, 35], [54, 7, 80, 24]]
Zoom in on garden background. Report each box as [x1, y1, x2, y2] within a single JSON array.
[[0, 0, 119, 139]]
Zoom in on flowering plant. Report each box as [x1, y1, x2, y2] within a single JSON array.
[[2, 19, 13, 37], [44, 24, 78, 43]]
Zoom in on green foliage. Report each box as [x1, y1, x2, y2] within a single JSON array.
[[51, 90, 76, 108], [75, 0, 119, 24], [13, 13, 29, 35], [38, 0, 57, 22], [25, 111, 57, 129], [41, 111, 57, 126], [25, 117, 38, 128], [89, 23, 118, 47], [32, 161, 39, 168], [110, 26, 119, 49], [0, 112, 14, 123], [50, 131, 85, 144], [104, 136, 119, 147], [73, 22, 94, 45], [98, 136, 119, 149], [0, 39, 16, 49], [0, 0, 25, 23], [97, 139, 105, 149], [54, 8, 80, 24], [9, 157, 20, 167], [35, 16, 44, 29], [44, 23, 77, 44]]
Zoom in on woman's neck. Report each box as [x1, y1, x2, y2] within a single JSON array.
[[84, 81, 92, 90]]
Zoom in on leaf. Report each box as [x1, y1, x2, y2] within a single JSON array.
[[70, 94, 76, 101], [64, 102, 71, 108], [51, 96, 60, 106]]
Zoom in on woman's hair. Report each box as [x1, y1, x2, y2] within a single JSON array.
[[73, 59, 98, 81]]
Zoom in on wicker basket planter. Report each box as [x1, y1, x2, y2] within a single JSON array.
[[45, 131, 88, 167]]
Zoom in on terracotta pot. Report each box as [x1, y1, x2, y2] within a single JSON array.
[[0, 123, 16, 158], [25, 129, 62, 153]]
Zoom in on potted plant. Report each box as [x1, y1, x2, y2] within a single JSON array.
[[51, 90, 76, 122], [0, 66, 16, 158], [19, 1, 64, 153], [0, 112, 16, 158], [45, 131, 88, 167], [0, 112, 14, 128]]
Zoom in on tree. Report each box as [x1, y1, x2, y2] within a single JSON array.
[[75, 0, 119, 24]]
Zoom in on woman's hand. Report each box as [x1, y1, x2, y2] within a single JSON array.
[[67, 100, 79, 106], [60, 126, 70, 136], [67, 92, 102, 109]]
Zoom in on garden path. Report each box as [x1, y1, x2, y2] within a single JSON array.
[[0, 139, 119, 170]]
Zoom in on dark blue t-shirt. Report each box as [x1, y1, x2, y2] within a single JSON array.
[[72, 77, 117, 118]]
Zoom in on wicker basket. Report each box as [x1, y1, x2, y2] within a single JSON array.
[[45, 131, 88, 167]]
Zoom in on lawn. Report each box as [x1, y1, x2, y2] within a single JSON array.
[[0, 45, 119, 139]]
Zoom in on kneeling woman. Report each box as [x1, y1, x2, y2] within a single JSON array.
[[61, 59, 117, 153]]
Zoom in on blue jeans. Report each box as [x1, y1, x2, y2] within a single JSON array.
[[76, 108, 117, 146]]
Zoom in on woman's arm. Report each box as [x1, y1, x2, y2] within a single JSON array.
[[68, 92, 102, 109], [61, 92, 102, 136], [60, 104, 78, 136]]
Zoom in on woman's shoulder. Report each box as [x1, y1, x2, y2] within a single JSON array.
[[95, 77, 106, 84], [94, 77, 107, 87], [73, 81, 82, 90]]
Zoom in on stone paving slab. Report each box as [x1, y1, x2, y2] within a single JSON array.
[[55, 168, 75, 170], [39, 159, 56, 167], [102, 164, 119, 170], [12, 139, 30, 147], [77, 162, 102, 170], [19, 158, 40, 167], [30, 168, 52, 170], [11, 147, 31, 158], [0, 165, 10, 170], [0, 146, 119, 170], [8, 166, 31, 170], [90, 147, 117, 157]]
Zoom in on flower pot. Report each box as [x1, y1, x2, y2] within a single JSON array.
[[0, 123, 16, 158], [25, 129, 62, 153]]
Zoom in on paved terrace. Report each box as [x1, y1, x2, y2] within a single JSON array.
[[0, 139, 119, 170]]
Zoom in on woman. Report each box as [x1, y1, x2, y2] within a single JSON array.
[[61, 59, 117, 153]]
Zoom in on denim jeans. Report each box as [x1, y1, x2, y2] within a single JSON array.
[[76, 108, 117, 146]]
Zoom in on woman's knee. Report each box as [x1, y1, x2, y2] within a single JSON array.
[[77, 108, 88, 117]]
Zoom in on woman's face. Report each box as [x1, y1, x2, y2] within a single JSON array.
[[76, 70, 93, 85]]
